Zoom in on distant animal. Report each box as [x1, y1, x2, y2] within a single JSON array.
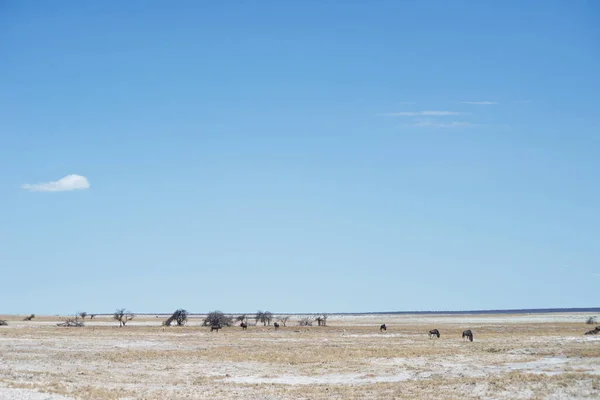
[[380, 324, 387, 332], [210, 325, 222, 332], [462, 330, 473, 341], [274, 322, 280, 330], [585, 326, 600, 335], [428, 329, 440, 339], [240, 322, 247, 330]]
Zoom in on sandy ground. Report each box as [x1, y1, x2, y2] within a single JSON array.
[[0, 313, 599, 399]]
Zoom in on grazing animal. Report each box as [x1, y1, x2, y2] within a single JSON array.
[[428, 329, 440, 339], [462, 330, 473, 341], [210, 325, 222, 332], [380, 324, 387, 332], [274, 322, 280, 330], [240, 322, 247, 330], [585, 326, 600, 335]]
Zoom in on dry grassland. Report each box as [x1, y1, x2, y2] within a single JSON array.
[[0, 313, 599, 399]]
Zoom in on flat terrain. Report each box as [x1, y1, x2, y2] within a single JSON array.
[[0, 313, 599, 399]]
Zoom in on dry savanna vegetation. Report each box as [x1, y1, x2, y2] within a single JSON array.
[[0, 312, 599, 399]]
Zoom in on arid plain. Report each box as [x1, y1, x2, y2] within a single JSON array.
[[0, 313, 599, 399]]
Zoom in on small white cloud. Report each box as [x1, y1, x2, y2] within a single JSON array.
[[382, 111, 463, 117], [406, 119, 472, 128], [460, 101, 497, 105], [22, 174, 91, 192]]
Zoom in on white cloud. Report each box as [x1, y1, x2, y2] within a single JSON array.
[[460, 101, 497, 105], [406, 119, 472, 128], [21, 174, 91, 192], [382, 111, 463, 117]]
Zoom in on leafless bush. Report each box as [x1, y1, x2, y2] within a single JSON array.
[[57, 315, 84, 327], [278, 315, 291, 327], [113, 308, 135, 327], [203, 310, 233, 327], [586, 316, 597, 325], [22, 314, 35, 321], [297, 316, 314, 326], [0, 320, 7, 326]]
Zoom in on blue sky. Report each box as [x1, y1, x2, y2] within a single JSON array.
[[1, 1, 598, 315]]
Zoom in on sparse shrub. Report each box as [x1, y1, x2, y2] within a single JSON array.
[[0, 320, 7, 326], [113, 308, 134, 327], [297, 316, 314, 326], [586, 316, 597, 325], [278, 315, 291, 327], [203, 310, 232, 327], [22, 314, 35, 321], [57, 315, 84, 327]]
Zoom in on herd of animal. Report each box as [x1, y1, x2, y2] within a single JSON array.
[[379, 324, 473, 341], [212, 321, 477, 342]]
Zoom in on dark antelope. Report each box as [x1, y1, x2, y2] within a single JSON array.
[[585, 326, 600, 335], [274, 322, 280, 330], [462, 329, 473, 341], [380, 324, 387, 332], [428, 329, 440, 339], [240, 322, 247, 330], [210, 325, 222, 332]]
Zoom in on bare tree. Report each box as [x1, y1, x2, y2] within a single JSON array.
[[236, 314, 248, 324], [113, 308, 134, 327], [22, 314, 35, 321], [79, 312, 87, 320], [255, 310, 264, 326], [203, 311, 233, 327], [254, 310, 273, 326], [316, 313, 329, 326], [586, 316, 597, 325], [278, 315, 291, 327], [164, 309, 188, 326]]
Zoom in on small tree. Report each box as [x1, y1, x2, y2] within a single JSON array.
[[203, 311, 233, 327], [113, 308, 134, 327], [586, 316, 597, 325], [79, 312, 87, 320], [316, 313, 329, 326], [278, 315, 291, 327], [255, 310, 273, 326], [174, 309, 188, 326], [236, 314, 248, 324]]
